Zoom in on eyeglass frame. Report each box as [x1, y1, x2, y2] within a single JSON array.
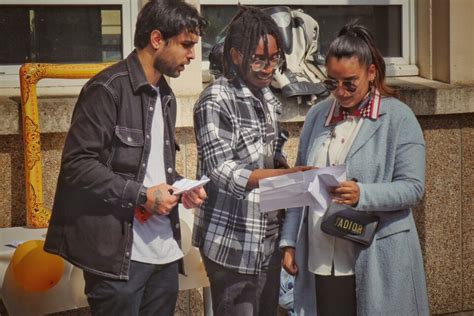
[[236, 50, 285, 72], [323, 78, 358, 93]]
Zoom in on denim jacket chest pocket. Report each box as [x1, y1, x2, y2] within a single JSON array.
[[109, 126, 144, 175]]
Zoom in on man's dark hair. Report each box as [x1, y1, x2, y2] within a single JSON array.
[[222, 5, 286, 79], [134, 0, 207, 49]]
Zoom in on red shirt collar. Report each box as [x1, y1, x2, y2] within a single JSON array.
[[325, 88, 382, 127]]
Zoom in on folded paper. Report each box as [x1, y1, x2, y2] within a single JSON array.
[[259, 165, 346, 214]]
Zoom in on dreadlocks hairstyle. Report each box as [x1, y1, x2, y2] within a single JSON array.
[[326, 21, 396, 97], [222, 5, 286, 80], [134, 0, 207, 49]]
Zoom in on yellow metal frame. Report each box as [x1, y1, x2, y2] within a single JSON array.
[[19, 63, 113, 228]]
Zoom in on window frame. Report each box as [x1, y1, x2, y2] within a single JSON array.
[[0, 0, 138, 88], [200, 0, 417, 78]]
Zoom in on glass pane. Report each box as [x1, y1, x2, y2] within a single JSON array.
[[201, 5, 402, 61], [0, 5, 122, 65]]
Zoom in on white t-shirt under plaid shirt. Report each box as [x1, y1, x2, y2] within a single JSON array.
[[192, 76, 285, 275]]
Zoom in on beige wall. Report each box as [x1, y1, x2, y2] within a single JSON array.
[[417, 0, 433, 80], [450, 0, 474, 84], [427, 0, 474, 84]]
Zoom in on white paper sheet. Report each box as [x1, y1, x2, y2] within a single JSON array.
[[259, 165, 346, 213], [172, 175, 210, 195]]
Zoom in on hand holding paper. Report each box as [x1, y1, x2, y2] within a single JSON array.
[[330, 179, 360, 206], [172, 175, 210, 195], [259, 165, 346, 214]]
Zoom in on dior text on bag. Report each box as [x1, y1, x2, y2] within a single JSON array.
[[320, 203, 380, 246]]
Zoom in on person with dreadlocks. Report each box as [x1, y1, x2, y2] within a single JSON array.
[[193, 5, 313, 315], [280, 21, 429, 315]]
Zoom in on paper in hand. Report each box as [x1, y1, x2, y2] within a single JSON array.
[[259, 165, 346, 213], [172, 175, 210, 195], [308, 173, 342, 215]]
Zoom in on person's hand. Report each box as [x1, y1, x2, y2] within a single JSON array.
[[182, 186, 207, 209], [143, 183, 179, 216], [331, 180, 360, 206], [282, 247, 298, 276]]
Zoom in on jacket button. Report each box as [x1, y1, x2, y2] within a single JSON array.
[[175, 223, 180, 229], [149, 106, 154, 111], [167, 168, 173, 174], [125, 251, 130, 258], [142, 163, 146, 167], [146, 134, 150, 139], [128, 202, 133, 207], [127, 137, 132, 142], [165, 140, 170, 146]]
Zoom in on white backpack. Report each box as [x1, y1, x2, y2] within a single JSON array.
[[262, 6, 328, 105]]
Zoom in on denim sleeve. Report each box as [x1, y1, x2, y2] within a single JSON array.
[[60, 83, 140, 208]]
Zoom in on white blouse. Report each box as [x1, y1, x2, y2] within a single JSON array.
[[307, 116, 364, 276]]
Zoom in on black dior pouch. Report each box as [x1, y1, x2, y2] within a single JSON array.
[[321, 203, 380, 246]]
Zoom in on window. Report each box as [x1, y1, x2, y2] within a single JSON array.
[[0, 0, 138, 88], [201, 0, 417, 78]]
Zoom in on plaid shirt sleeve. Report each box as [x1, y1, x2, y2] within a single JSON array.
[[194, 89, 254, 199]]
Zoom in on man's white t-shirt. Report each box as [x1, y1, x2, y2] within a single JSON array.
[[131, 86, 183, 264]]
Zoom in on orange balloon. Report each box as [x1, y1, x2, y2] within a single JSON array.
[[11, 240, 65, 292]]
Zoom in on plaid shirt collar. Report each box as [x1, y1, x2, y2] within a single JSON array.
[[232, 77, 273, 101], [325, 88, 382, 126]]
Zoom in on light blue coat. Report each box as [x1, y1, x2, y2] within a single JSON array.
[[280, 97, 430, 315]]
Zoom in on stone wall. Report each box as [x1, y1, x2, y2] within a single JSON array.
[[0, 77, 473, 315]]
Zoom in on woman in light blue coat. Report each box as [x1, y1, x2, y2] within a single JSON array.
[[280, 22, 429, 315]]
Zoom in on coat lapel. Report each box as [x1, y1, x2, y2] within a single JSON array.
[[347, 112, 386, 159]]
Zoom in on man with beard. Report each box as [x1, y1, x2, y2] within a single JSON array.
[[44, 1, 207, 315], [193, 6, 312, 315]]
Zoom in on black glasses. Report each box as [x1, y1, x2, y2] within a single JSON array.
[[249, 54, 284, 72], [250, 56, 284, 72], [236, 51, 284, 72], [323, 79, 358, 93]]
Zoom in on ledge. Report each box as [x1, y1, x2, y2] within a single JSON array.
[[0, 77, 473, 135], [391, 77, 474, 116]]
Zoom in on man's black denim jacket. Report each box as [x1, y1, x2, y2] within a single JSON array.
[[45, 51, 182, 280]]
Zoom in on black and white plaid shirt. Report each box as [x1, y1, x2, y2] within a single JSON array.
[[192, 76, 285, 274]]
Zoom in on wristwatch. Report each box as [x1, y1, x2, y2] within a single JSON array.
[[138, 186, 148, 206]]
